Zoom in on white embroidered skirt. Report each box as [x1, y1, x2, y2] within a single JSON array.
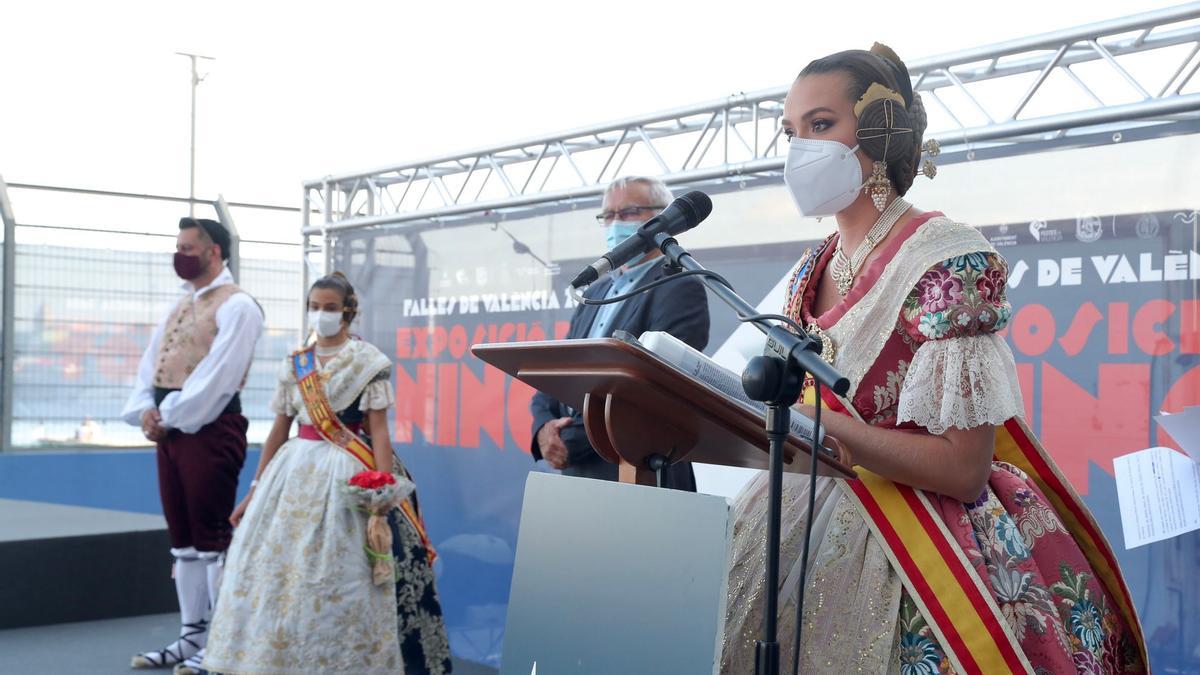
[[204, 438, 403, 674]]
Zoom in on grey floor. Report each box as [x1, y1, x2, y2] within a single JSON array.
[[0, 613, 497, 675], [0, 498, 166, 542]]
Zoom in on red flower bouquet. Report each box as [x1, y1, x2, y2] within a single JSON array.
[[348, 470, 396, 490], [343, 469, 414, 586]]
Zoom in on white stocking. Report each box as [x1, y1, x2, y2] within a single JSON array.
[[130, 550, 209, 669], [205, 554, 223, 609], [170, 555, 225, 673]]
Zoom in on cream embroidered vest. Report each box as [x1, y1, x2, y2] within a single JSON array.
[[152, 284, 244, 389]]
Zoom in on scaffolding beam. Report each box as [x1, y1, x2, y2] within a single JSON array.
[[303, 3, 1200, 235]]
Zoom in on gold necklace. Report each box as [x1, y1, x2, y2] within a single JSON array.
[[829, 198, 910, 296]]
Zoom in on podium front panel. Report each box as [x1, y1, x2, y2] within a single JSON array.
[[500, 473, 732, 675]]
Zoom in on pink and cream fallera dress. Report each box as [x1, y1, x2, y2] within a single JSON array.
[[720, 212, 1146, 674]]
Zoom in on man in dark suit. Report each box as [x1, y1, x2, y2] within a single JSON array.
[[529, 176, 710, 490]]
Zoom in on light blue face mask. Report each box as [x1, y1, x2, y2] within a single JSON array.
[[605, 219, 642, 251]]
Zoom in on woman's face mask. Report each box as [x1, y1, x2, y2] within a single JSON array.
[[307, 310, 345, 338], [782, 137, 865, 219]]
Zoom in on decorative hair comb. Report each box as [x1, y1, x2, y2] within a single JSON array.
[[921, 139, 940, 179]]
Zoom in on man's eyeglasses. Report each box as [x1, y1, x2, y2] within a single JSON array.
[[594, 205, 666, 225]]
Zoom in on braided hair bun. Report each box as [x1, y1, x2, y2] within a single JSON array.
[[799, 43, 929, 196], [855, 95, 916, 164]]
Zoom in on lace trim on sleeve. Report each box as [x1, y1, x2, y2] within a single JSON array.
[[358, 378, 395, 411], [269, 380, 297, 417], [897, 333, 1024, 434]]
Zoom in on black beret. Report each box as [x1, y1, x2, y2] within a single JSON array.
[[179, 217, 231, 261]]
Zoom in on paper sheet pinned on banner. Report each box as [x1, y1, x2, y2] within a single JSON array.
[[1112, 447, 1200, 549], [1153, 406, 1200, 463]]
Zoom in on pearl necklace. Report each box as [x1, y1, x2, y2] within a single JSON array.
[[829, 198, 910, 296]]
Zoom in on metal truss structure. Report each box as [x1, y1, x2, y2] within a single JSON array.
[[302, 3, 1200, 238]]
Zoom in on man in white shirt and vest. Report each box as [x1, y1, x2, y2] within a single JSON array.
[[121, 217, 264, 673]]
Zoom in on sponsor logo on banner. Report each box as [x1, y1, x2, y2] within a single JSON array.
[[989, 222, 1019, 247], [1136, 214, 1160, 239], [1076, 215, 1103, 243], [1029, 219, 1063, 243]]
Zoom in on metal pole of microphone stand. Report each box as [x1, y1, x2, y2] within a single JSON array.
[[757, 403, 788, 675], [650, 232, 845, 675]]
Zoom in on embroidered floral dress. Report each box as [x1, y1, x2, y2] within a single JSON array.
[[720, 212, 1144, 674], [204, 339, 451, 675]]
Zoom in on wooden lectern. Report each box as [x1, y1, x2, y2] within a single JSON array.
[[472, 337, 855, 483]]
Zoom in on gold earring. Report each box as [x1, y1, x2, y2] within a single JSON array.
[[865, 161, 891, 211]]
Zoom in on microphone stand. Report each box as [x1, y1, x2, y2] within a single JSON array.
[[650, 231, 848, 675]]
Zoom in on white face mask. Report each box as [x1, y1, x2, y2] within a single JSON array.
[[782, 137, 865, 218], [308, 310, 345, 338]]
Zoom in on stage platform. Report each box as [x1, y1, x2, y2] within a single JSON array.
[[0, 498, 176, 629], [0, 612, 497, 674], [0, 497, 166, 542], [0, 498, 498, 673]]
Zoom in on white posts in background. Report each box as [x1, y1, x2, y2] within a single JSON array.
[[175, 52, 215, 218], [214, 195, 240, 282], [0, 176, 16, 451]]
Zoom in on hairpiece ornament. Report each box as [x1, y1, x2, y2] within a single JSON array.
[[920, 138, 940, 180], [856, 99, 913, 153], [853, 82, 906, 118], [869, 43, 913, 106], [856, 94, 911, 211]]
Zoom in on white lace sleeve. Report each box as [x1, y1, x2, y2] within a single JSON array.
[[269, 381, 297, 417], [897, 333, 1024, 434], [268, 357, 297, 417], [358, 377, 395, 411]]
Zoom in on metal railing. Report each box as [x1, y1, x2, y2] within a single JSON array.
[[302, 3, 1200, 236], [0, 178, 303, 450]]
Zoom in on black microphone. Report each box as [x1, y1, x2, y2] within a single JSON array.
[[570, 190, 713, 289]]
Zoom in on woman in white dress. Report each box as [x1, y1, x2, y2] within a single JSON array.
[[203, 272, 427, 674]]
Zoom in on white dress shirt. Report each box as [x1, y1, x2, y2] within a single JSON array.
[[120, 266, 265, 434]]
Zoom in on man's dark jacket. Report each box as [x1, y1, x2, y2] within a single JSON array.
[[529, 259, 710, 490]]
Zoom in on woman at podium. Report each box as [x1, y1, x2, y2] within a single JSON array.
[[720, 44, 1147, 673]]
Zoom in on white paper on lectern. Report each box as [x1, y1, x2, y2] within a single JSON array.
[[638, 330, 824, 445], [697, 275, 792, 499], [1112, 447, 1200, 549], [1153, 406, 1200, 463]]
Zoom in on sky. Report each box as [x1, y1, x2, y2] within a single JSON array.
[[0, 0, 1191, 241]]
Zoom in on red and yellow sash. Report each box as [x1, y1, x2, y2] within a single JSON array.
[[995, 417, 1146, 665], [292, 347, 437, 566], [805, 386, 1147, 674]]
